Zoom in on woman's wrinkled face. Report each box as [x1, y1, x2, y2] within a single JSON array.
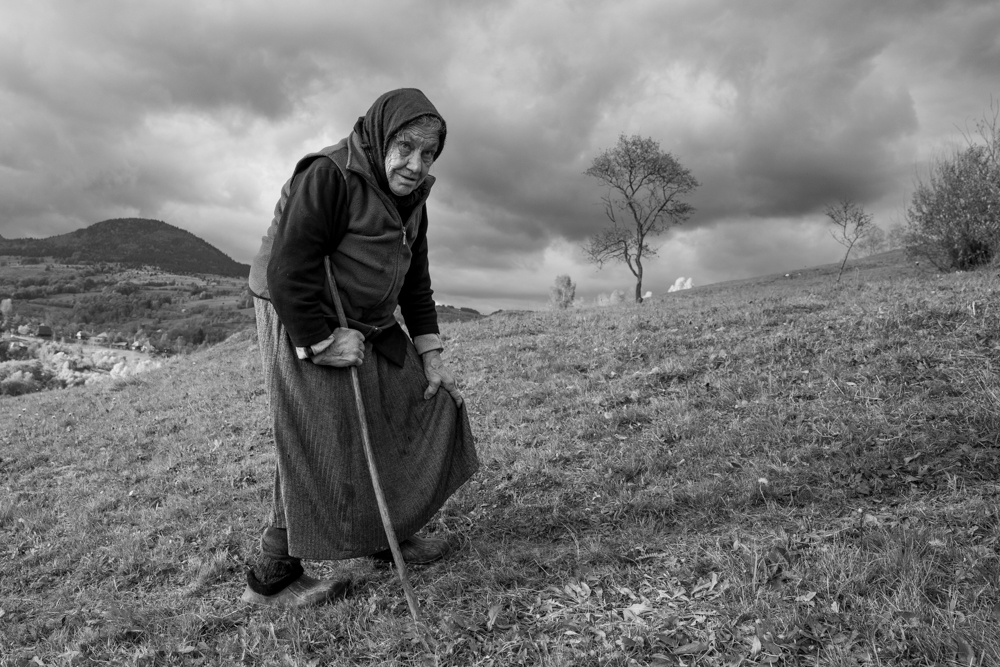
[[384, 127, 439, 196]]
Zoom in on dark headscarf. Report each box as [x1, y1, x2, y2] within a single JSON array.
[[352, 88, 447, 200]]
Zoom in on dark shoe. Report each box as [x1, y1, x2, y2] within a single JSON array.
[[371, 534, 451, 565], [241, 574, 349, 607], [241, 559, 349, 607], [247, 559, 304, 596]]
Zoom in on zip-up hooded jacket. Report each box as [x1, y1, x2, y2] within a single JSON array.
[[248, 89, 444, 357]]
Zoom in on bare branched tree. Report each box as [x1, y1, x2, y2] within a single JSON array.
[[963, 95, 999, 183], [584, 134, 699, 303], [826, 200, 875, 281]]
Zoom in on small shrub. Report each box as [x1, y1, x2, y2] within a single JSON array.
[[903, 102, 1000, 270], [0, 372, 39, 396], [549, 275, 576, 310], [111, 281, 141, 296], [0, 361, 46, 396]]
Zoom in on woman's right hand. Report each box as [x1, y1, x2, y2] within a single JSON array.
[[311, 328, 365, 367]]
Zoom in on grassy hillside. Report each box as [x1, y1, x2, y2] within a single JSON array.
[[0, 262, 253, 350], [3, 252, 1000, 665]]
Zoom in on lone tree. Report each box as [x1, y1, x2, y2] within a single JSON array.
[[0, 298, 12, 330], [584, 134, 699, 303], [826, 199, 876, 281], [549, 275, 576, 310]]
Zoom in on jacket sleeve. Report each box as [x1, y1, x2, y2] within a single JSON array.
[[398, 204, 440, 339], [266, 159, 350, 347]]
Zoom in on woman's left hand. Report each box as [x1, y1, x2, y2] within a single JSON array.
[[422, 350, 463, 407]]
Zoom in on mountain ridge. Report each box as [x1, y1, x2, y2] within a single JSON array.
[[0, 218, 249, 277]]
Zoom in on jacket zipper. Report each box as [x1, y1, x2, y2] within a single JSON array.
[[348, 166, 428, 320]]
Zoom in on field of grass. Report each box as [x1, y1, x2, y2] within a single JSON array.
[[3, 251, 1000, 666]]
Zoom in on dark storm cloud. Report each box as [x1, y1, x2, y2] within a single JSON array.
[[1, 0, 998, 309], [0, 0, 457, 238], [670, 2, 923, 221], [2, 1, 455, 121], [429, 0, 933, 261]]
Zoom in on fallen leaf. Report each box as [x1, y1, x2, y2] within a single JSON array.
[[721, 651, 744, 667], [449, 613, 480, 632], [673, 641, 709, 655], [486, 603, 502, 631], [955, 636, 975, 666], [623, 602, 654, 621], [565, 581, 591, 599], [795, 591, 817, 603], [691, 572, 719, 596], [765, 547, 790, 564]]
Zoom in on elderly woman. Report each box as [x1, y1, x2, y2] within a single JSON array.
[[245, 88, 479, 605]]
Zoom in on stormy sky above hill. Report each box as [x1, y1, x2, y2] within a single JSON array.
[[1, 1, 998, 311]]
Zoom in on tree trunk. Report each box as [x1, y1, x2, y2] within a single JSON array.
[[837, 249, 850, 282], [634, 264, 644, 303]]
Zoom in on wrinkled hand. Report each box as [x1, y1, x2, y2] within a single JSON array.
[[310, 328, 365, 367], [422, 350, 463, 407]]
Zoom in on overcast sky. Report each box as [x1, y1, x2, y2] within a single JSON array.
[[1, 1, 997, 312]]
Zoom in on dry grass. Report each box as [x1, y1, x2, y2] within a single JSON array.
[[2, 251, 1000, 665]]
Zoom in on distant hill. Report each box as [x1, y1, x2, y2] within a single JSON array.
[[0, 218, 249, 277], [436, 304, 483, 323]]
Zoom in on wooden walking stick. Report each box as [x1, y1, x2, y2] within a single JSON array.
[[323, 257, 433, 652]]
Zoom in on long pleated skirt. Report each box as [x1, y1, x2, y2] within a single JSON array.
[[255, 298, 479, 560]]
